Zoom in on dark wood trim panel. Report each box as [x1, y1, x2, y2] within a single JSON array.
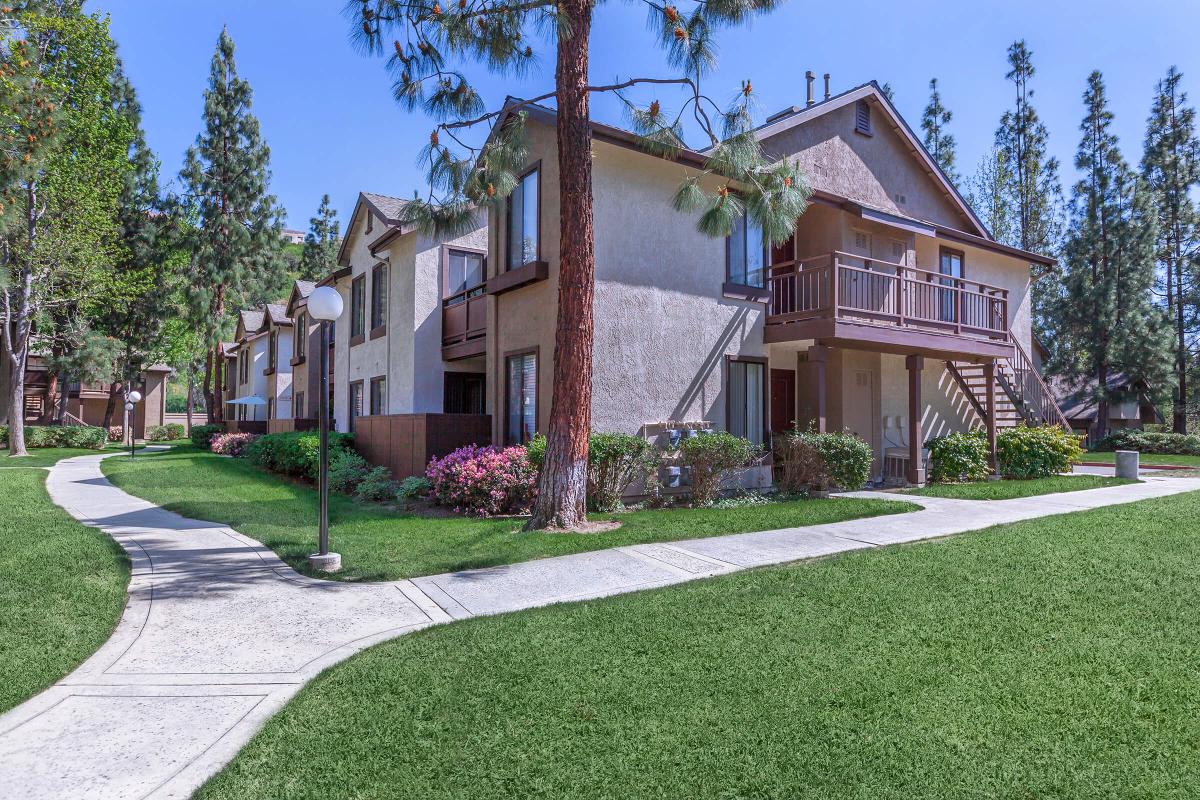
[[764, 317, 1014, 361], [722, 282, 771, 302], [443, 337, 487, 362], [349, 333, 366, 348], [369, 325, 387, 341], [487, 259, 548, 295]]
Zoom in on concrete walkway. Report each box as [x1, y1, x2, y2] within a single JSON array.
[[2, 453, 1198, 800]]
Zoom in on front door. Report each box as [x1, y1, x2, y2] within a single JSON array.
[[844, 368, 881, 479], [770, 368, 796, 433]]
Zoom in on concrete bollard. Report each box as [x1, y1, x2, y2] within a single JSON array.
[[1115, 450, 1140, 479]]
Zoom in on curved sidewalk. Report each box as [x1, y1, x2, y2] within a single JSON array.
[[2, 452, 1197, 799]]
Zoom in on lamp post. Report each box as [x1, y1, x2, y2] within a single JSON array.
[[125, 389, 143, 459], [306, 286, 344, 573]]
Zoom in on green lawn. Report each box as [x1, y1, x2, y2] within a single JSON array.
[[1080, 451, 1200, 467], [100, 445, 912, 582], [0, 449, 130, 714], [0, 443, 138, 468], [905, 474, 1134, 500], [199, 488, 1200, 800]]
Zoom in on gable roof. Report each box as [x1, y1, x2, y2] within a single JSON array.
[[285, 280, 316, 316], [1050, 373, 1164, 424], [336, 191, 410, 267], [750, 81, 990, 240], [236, 308, 265, 341], [264, 303, 291, 327]]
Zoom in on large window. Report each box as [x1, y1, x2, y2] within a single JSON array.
[[505, 351, 537, 444], [369, 375, 386, 416], [348, 381, 363, 432], [938, 247, 964, 322], [350, 275, 365, 339], [370, 264, 387, 331], [727, 213, 766, 288], [506, 166, 540, 270], [445, 248, 486, 302], [727, 358, 766, 446]]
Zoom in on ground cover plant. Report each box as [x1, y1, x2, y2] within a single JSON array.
[[905, 474, 1133, 500]]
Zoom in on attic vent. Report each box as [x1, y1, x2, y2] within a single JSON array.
[[855, 99, 872, 136], [766, 105, 801, 124], [893, 192, 907, 205]]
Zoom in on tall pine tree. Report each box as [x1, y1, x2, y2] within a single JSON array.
[[967, 147, 1016, 247], [1058, 71, 1172, 440], [298, 194, 340, 281], [1141, 66, 1200, 432], [921, 78, 957, 184], [178, 28, 284, 423]]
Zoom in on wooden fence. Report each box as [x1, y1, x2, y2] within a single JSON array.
[[352, 413, 492, 479]]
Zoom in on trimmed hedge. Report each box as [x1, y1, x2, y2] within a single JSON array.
[[1098, 428, 1200, 456], [927, 430, 991, 483], [242, 431, 354, 480], [527, 432, 659, 511], [0, 425, 107, 450], [190, 423, 224, 450], [678, 432, 758, 506], [146, 422, 186, 442], [997, 425, 1084, 479]]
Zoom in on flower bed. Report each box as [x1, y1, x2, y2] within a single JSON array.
[[426, 445, 537, 516]]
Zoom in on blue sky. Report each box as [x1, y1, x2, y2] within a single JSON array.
[[93, 0, 1199, 230]]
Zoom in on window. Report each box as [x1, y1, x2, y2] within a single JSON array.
[[506, 166, 540, 270], [727, 213, 766, 288], [294, 311, 306, 362], [370, 264, 387, 330], [369, 376, 386, 416], [268, 330, 277, 371], [505, 351, 537, 444], [239, 351, 248, 384], [444, 372, 485, 414], [855, 99, 872, 136], [348, 381, 363, 432], [727, 358, 766, 447], [293, 391, 305, 419], [365, 212, 373, 234], [267, 397, 274, 420], [444, 248, 486, 302], [350, 275, 365, 339], [939, 247, 964, 322]]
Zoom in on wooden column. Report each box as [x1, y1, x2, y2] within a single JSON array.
[[807, 345, 830, 433], [906, 355, 925, 486], [983, 360, 997, 472]]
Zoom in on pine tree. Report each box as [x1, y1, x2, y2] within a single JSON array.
[[967, 148, 1016, 248], [921, 78, 957, 184], [351, 0, 809, 529], [299, 194, 340, 281], [178, 28, 285, 423], [1141, 67, 1200, 433], [1058, 71, 1173, 441]]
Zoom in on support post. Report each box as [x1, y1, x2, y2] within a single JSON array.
[[308, 319, 341, 573], [808, 345, 830, 433], [906, 355, 925, 486], [983, 360, 997, 473]]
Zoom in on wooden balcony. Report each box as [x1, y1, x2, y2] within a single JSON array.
[[442, 285, 487, 361], [765, 251, 1014, 360]]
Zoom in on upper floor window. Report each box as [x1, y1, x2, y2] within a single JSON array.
[[445, 248, 486, 304], [350, 275, 366, 339], [727, 213, 766, 289], [506, 166, 540, 270], [370, 264, 388, 330], [365, 212, 373, 234], [268, 330, 277, 371], [293, 311, 307, 362]]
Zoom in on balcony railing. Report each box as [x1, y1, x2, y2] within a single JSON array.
[[442, 283, 487, 350], [768, 251, 1009, 340]]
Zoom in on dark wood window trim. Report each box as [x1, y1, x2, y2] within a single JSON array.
[[504, 346, 539, 446], [722, 282, 771, 302], [724, 202, 769, 295], [725, 355, 769, 446], [348, 380, 364, 433], [350, 274, 366, 345], [855, 99, 873, 136], [487, 259, 548, 296], [442, 244, 488, 301], [290, 311, 307, 366], [505, 160, 542, 272], [938, 246, 966, 276]]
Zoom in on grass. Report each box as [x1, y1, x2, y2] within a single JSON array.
[[904, 474, 1134, 500], [198, 488, 1200, 800], [100, 444, 913, 582], [0, 448, 130, 714], [1080, 451, 1200, 467], [0, 443, 138, 468]]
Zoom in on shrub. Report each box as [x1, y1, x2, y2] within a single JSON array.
[[107, 426, 124, 442], [797, 429, 874, 491], [190, 423, 224, 450], [243, 431, 354, 479], [396, 475, 431, 503], [328, 449, 371, 494], [426, 445, 538, 516], [587, 432, 659, 511], [996, 425, 1084, 479], [1098, 428, 1200, 456], [355, 466, 398, 502], [926, 430, 991, 483], [525, 434, 547, 470], [146, 425, 169, 441], [163, 422, 186, 440], [678, 432, 757, 506], [0, 425, 106, 450], [210, 432, 259, 457], [773, 427, 831, 494]]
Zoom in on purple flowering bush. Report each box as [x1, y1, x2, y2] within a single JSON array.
[[211, 432, 259, 457], [425, 445, 537, 516]]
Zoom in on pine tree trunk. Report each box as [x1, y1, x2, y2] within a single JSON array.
[[186, 366, 195, 431], [203, 347, 217, 424], [1174, 254, 1188, 433], [102, 381, 123, 431], [526, 0, 594, 531], [1093, 363, 1110, 444]]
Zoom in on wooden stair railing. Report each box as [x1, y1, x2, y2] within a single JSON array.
[[944, 335, 1071, 432]]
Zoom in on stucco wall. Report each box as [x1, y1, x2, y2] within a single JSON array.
[[235, 334, 268, 421], [760, 99, 975, 232]]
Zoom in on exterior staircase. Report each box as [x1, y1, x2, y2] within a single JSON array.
[[947, 335, 1071, 431]]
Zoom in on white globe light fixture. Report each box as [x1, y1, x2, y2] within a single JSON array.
[[125, 388, 143, 459], [307, 284, 344, 573], [128, 390, 143, 404]]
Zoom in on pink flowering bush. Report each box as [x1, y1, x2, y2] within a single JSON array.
[[107, 426, 124, 442], [425, 445, 537, 516], [211, 432, 259, 457]]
